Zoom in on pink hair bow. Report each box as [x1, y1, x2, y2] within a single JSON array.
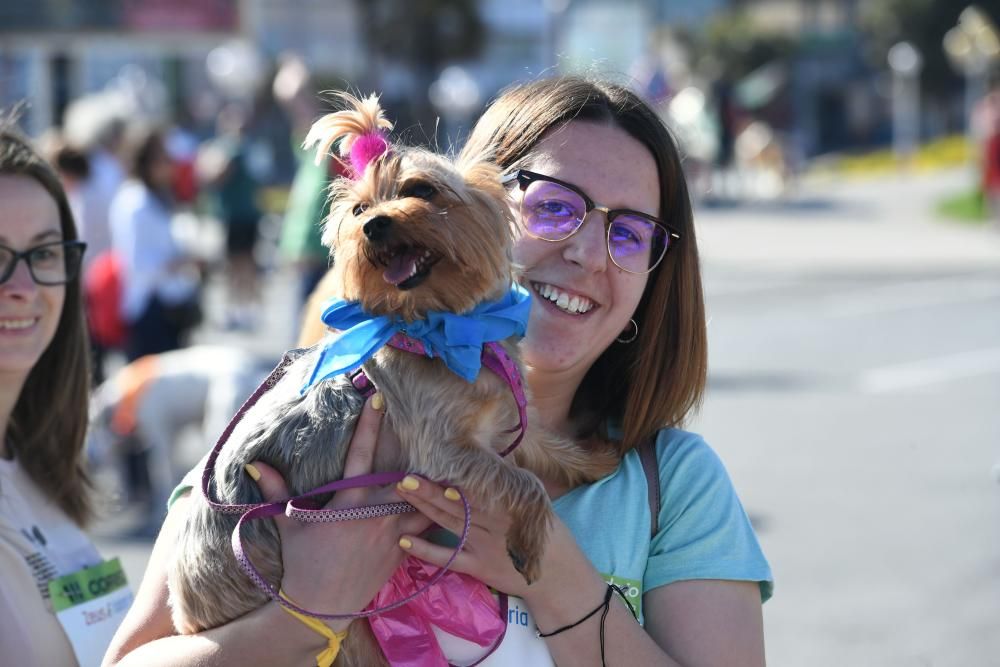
[[302, 93, 393, 179], [367, 555, 506, 667]]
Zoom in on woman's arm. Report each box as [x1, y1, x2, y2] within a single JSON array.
[[102, 494, 329, 666], [104, 397, 430, 666], [396, 479, 766, 667], [643, 579, 765, 666]]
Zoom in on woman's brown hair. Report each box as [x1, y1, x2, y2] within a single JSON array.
[[1, 123, 93, 525], [461, 76, 708, 453]]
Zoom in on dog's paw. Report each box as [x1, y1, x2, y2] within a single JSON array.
[[506, 546, 536, 583], [505, 508, 550, 584]]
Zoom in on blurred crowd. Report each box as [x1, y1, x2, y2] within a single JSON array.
[[25, 23, 995, 532], [15, 56, 347, 533]]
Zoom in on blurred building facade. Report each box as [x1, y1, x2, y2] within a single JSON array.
[[0, 1, 241, 135], [0, 0, 974, 169]]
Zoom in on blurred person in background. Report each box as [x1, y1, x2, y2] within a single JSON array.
[[105, 75, 770, 667], [273, 54, 333, 317], [41, 125, 125, 385], [66, 109, 127, 273], [88, 345, 276, 532], [976, 90, 1000, 226], [39, 132, 91, 231], [197, 104, 262, 330], [0, 123, 131, 666], [43, 136, 119, 385], [110, 126, 201, 362]]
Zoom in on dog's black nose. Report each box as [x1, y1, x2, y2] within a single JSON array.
[[363, 216, 393, 241]]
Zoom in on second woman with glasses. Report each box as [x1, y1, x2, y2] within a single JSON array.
[[0, 124, 132, 666]]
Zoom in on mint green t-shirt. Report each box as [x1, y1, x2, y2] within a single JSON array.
[[555, 427, 773, 610]]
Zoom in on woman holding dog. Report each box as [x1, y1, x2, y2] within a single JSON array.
[[0, 125, 131, 665], [107, 76, 771, 666]]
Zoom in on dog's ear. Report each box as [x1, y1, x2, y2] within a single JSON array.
[[303, 92, 393, 172], [459, 158, 506, 206]]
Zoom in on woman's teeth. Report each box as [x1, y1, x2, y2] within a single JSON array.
[[532, 283, 594, 314], [0, 318, 35, 330]]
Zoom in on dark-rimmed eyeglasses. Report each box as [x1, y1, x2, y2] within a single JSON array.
[[0, 240, 87, 286], [501, 169, 680, 275]]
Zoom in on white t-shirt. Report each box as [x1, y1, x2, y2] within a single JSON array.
[[0, 456, 103, 666], [109, 181, 197, 321]]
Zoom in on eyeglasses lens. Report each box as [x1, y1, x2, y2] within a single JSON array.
[[0, 243, 83, 285], [607, 215, 668, 273], [30, 243, 70, 284], [521, 179, 669, 273], [521, 180, 587, 240]]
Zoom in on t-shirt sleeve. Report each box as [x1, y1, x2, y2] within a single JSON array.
[[644, 430, 773, 602], [167, 454, 208, 510]]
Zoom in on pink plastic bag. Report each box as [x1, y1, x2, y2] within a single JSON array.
[[367, 555, 505, 667]]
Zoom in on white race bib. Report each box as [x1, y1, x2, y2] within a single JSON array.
[[48, 558, 133, 667]]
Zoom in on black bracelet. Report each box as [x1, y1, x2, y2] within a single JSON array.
[[536, 584, 640, 667], [535, 583, 614, 638]]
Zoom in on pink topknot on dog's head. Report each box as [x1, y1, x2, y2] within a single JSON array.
[[302, 92, 393, 179], [348, 132, 389, 177]]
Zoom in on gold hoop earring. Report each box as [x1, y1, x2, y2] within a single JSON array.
[[616, 319, 638, 344]]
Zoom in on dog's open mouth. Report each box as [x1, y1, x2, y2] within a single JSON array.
[[376, 245, 441, 289]]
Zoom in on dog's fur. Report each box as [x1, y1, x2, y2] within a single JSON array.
[[166, 94, 617, 665]]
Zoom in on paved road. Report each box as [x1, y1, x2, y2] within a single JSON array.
[[692, 168, 1000, 666], [93, 168, 1000, 665], [694, 268, 1000, 667]]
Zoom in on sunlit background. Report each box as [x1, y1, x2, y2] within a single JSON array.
[[2, 1, 999, 665]]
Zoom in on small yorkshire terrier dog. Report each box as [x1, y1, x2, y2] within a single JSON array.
[[167, 93, 616, 664]]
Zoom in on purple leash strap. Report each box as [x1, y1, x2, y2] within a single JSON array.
[[481, 342, 527, 457], [199, 351, 476, 621], [200, 343, 521, 632], [231, 476, 474, 621], [200, 351, 298, 516]]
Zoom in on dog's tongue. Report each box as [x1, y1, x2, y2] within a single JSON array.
[[383, 250, 422, 285]]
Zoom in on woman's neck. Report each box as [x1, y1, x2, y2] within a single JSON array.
[[523, 365, 584, 438]]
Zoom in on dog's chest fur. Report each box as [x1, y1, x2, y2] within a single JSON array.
[[364, 342, 521, 472]]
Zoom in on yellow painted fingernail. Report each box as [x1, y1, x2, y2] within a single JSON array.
[[244, 463, 261, 481], [444, 488, 461, 501], [399, 537, 413, 549], [399, 476, 420, 491], [371, 392, 384, 412]]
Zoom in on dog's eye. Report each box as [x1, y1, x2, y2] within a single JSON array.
[[352, 203, 369, 216], [400, 182, 437, 201]]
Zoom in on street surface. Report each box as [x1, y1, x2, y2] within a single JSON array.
[[93, 167, 1000, 666]]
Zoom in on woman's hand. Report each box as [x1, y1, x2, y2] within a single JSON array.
[[248, 395, 431, 629], [394, 476, 592, 602]]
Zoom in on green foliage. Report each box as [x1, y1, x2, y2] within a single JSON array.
[[696, 12, 797, 81], [936, 188, 988, 223], [857, 0, 1000, 96]]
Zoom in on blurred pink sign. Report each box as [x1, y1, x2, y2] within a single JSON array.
[[122, 0, 237, 31]]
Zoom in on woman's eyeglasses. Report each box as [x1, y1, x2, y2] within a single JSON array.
[[0, 240, 87, 286], [501, 169, 680, 275]]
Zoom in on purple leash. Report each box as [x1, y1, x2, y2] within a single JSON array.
[[201, 339, 529, 623]]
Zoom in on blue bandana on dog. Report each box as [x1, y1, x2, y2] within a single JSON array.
[[302, 283, 532, 392]]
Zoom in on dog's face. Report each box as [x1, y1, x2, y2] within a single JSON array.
[[322, 150, 514, 321]]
